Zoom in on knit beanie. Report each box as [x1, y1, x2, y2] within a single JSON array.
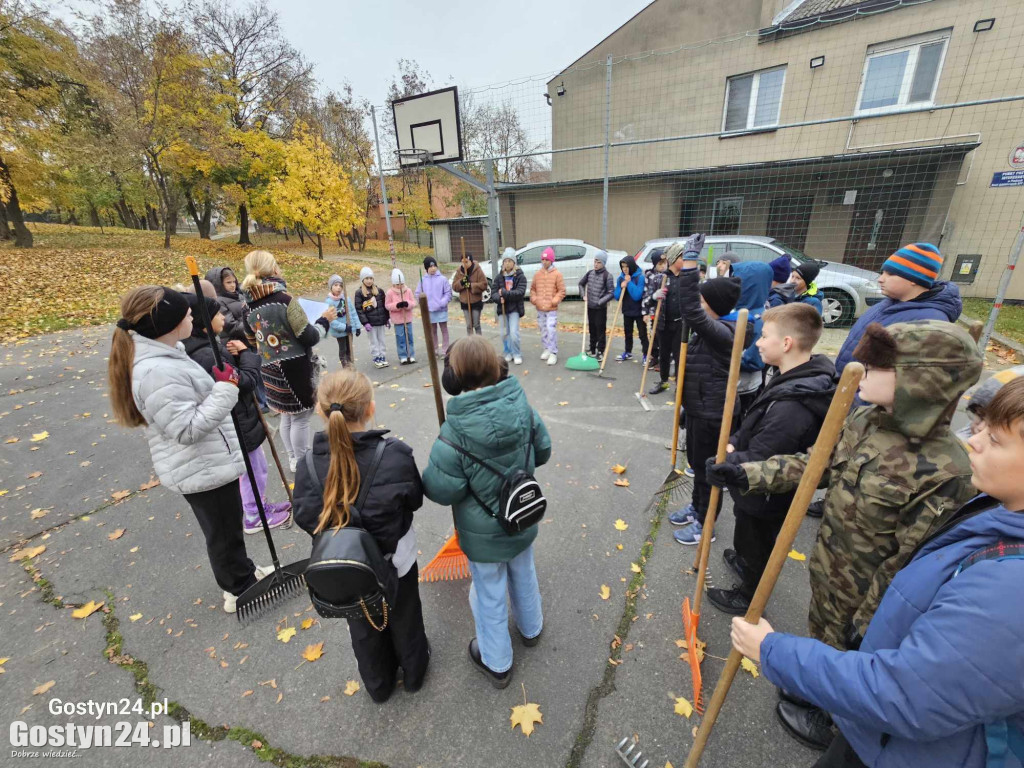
[[793, 261, 821, 286], [502, 247, 517, 263], [881, 243, 942, 289], [541, 247, 555, 263], [594, 250, 607, 266], [699, 277, 742, 317], [117, 287, 190, 339], [663, 242, 685, 266], [423, 256, 438, 271], [716, 251, 740, 265], [391, 268, 405, 285], [768, 255, 791, 283], [360, 267, 374, 282], [327, 274, 343, 290], [650, 252, 665, 269]]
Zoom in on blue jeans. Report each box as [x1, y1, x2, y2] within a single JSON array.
[[501, 311, 521, 358], [467, 545, 543, 673], [395, 322, 415, 359]]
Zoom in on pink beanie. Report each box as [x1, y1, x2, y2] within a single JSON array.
[[541, 247, 555, 262]]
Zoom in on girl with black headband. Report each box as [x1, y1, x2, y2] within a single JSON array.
[[292, 368, 429, 703], [108, 286, 270, 614]]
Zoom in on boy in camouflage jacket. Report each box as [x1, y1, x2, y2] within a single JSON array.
[[716, 320, 982, 748]]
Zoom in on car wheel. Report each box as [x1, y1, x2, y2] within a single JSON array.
[[820, 290, 855, 328]]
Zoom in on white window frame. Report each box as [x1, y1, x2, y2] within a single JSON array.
[[721, 66, 787, 134], [855, 30, 951, 116], [711, 197, 744, 235]]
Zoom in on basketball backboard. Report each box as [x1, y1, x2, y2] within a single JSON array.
[[392, 86, 463, 166]]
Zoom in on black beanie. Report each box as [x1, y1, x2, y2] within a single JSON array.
[[699, 277, 742, 317], [794, 261, 821, 286], [182, 293, 222, 338], [424, 256, 438, 270], [117, 287, 189, 339], [650, 252, 664, 269]]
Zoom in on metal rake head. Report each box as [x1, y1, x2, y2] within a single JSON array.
[[236, 566, 308, 625], [615, 737, 650, 768]]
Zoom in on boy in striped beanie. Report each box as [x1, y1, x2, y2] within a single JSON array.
[[878, 243, 943, 298]]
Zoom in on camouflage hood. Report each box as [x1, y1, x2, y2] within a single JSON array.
[[882, 320, 982, 439]]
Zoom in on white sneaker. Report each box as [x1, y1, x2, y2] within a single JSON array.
[[504, 354, 513, 362], [288, 457, 297, 474], [547, 354, 557, 366], [540, 350, 550, 361], [223, 565, 273, 613], [513, 356, 523, 365]]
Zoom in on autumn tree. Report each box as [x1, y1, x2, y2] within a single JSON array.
[[269, 124, 359, 259], [191, 0, 313, 244]]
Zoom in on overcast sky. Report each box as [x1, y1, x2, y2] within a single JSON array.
[[272, 0, 653, 105]]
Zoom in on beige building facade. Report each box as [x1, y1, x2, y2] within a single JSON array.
[[498, 0, 1024, 298]]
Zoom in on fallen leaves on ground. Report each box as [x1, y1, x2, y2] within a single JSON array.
[[241, 690, 253, 698], [343, 680, 360, 696], [259, 679, 277, 689], [9, 545, 46, 562], [788, 549, 807, 561], [301, 642, 324, 662], [139, 478, 160, 491], [276, 627, 296, 643], [33, 680, 56, 696], [611, 463, 627, 474], [110, 490, 131, 502], [107, 528, 125, 541], [631, 562, 642, 573], [129, 613, 142, 622], [614, 478, 630, 487], [741, 657, 760, 678], [71, 600, 104, 619], [0, 657, 8, 675], [30, 508, 48, 520], [674, 696, 694, 718], [300, 618, 314, 630], [614, 519, 629, 530], [27, 471, 42, 479], [30, 431, 49, 442], [599, 585, 611, 600], [510, 684, 543, 737]]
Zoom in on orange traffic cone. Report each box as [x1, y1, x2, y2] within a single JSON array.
[[419, 532, 470, 582]]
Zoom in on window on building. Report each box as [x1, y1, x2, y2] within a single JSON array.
[[856, 30, 950, 115], [711, 197, 743, 235], [722, 66, 786, 133]]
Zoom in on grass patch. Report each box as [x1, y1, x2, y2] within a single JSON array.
[[962, 299, 1024, 345]]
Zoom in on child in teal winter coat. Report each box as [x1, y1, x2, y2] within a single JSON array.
[[422, 337, 551, 689], [326, 274, 359, 366]]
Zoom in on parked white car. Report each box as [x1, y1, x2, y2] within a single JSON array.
[[451, 239, 628, 303], [633, 235, 884, 327]]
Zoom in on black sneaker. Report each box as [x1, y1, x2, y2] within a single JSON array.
[[706, 587, 752, 616], [806, 499, 824, 518], [776, 701, 834, 751], [648, 380, 669, 395], [519, 628, 542, 647], [778, 688, 814, 708], [723, 549, 753, 583], [468, 638, 512, 689]]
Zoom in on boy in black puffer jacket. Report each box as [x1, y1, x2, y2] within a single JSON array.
[[180, 294, 292, 534], [578, 251, 615, 360], [652, 235, 752, 546], [293, 369, 429, 703], [704, 303, 836, 614]]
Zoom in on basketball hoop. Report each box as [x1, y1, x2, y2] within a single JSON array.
[[398, 147, 432, 167]]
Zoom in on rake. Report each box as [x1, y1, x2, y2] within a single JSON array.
[[615, 737, 651, 768], [643, 321, 692, 514], [681, 307, 748, 713], [683, 364, 864, 768], [416, 293, 471, 583], [635, 297, 663, 412], [184, 257, 308, 625]]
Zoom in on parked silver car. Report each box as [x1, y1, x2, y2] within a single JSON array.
[[633, 235, 884, 327], [452, 239, 628, 303]]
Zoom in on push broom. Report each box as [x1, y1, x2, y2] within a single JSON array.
[[184, 257, 308, 624], [565, 292, 600, 371], [683, 363, 864, 768], [682, 307, 748, 713], [416, 293, 471, 582]]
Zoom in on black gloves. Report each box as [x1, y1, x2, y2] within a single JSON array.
[[705, 458, 748, 490], [396, 301, 409, 309]]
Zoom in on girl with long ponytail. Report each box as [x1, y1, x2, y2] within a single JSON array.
[[107, 286, 269, 614], [292, 369, 430, 703]]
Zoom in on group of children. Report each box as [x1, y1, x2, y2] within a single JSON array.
[[324, 267, 417, 369]]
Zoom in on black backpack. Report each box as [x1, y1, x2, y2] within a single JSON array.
[[302, 439, 397, 630], [440, 422, 546, 535]]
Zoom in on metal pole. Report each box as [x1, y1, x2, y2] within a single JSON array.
[[370, 105, 397, 268], [601, 54, 612, 251], [979, 219, 1024, 351], [486, 161, 500, 283]]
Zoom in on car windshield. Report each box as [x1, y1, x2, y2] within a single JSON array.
[[769, 240, 813, 264]]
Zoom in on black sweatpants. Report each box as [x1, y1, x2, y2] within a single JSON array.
[[336, 335, 352, 366], [182, 480, 257, 596], [658, 321, 683, 383], [812, 732, 867, 768], [732, 511, 785, 597], [684, 414, 722, 525], [348, 563, 430, 703], [623, 315, 649, 356], [587, 306, 608, 355]]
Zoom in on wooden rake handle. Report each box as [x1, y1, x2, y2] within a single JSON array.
[[692, 308, 748, 614], [638, 298, 664, 398], [419, 294, 445, 427], [669, 321, 689, 470], [599, 287, 626, 375], [683, 363, 865, 768]]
